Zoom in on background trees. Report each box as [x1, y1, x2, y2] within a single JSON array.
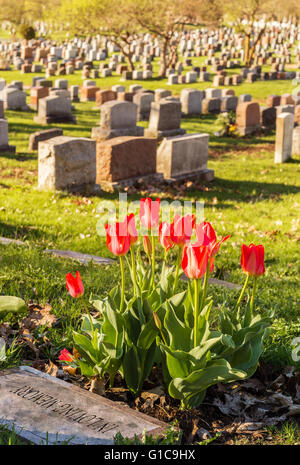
[[0, 0, 299, 70]]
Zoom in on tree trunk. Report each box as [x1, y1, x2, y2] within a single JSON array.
[[159, 37, 169, 77], [117, 41, 135, 72], [247, 28, 266, 67], [244, 34, 251, 68], [126, 53, 135, 72]]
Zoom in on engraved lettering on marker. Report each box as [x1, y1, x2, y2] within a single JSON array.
[[7, 383, 119, 433]]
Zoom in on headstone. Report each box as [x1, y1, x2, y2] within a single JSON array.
[[206, 88, 222, 99], [260, 106, 276, 128], [0, 119, 16, 154], [38, 136, 96, 190], [30, 87, 49, 111], [220, 96, 238, 112], [266, 95, 281, 107], [236, 102, 260, 135], [156, 133, 214, 182], [117, 92, 134, 102], [133, 92, 154, 120], [292, 126, 300, 155], [154, 89, 172, 102], [274, 112, 294, 163], [70, 85, 79, 102], [96, 136, 158, 189], [29, 128, 63, 151], [144, 99, 186, 139], [129, 85, 143, 94], [180, 89, 202, 115], [80, 86, 99, 102], [2, 88, 29, 111], [91, 101, 144, 140], [34, 96, 76, 124], [202, 98, 221, 114], [55, 79, 68, 90], [0, 366, 167, 445], [239, 94, 252, 103], [111, 85, 126, 93], [95, 90, 117, 107]]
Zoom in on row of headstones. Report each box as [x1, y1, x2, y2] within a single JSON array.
[[168, 67, 300, 86], [2, 69, 300, 140], [37, 131, 212, 192], [34, 111, 300, 196], [2, 21, 300, 79]]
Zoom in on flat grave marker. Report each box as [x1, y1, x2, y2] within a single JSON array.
[[0, 366, 168, 445]]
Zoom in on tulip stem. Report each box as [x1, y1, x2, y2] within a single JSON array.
[[250, 276, 258, 312], [119, 256, 125, 312], [130, 247, 137, 297], [233, 273, 250, 318], [150, 235, 156, 289], [81, 298, 95, 340], [200, 260, 210, 312], [173, 247, 182, 292], [194, 279, 200, 347]]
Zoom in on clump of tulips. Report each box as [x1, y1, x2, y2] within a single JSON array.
[[60, 198, 273, 409]]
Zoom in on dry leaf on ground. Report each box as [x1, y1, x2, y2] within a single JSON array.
[[45, 360, 59, 377], [20, 304, 56, 331]]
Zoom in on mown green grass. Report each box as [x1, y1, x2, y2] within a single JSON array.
[[0, 35, 299, 446], [0, 64, 299, 364]]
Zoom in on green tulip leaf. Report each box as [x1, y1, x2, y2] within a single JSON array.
[[0, 296, 27, 314]]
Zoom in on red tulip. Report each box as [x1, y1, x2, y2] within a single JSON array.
[[143, 235, 152, 255], [59, 349, 72, 362], [126, 213, 138, 245], [66, 271, 84, 298], [241, 243, 265, 276], [170, 214, 195, 246], [196, 222, 230, 258], [105, 221, 131, 256], [181, 243, 209, 280], [140, 198, 160, 230], [159, 222, 174, 251]]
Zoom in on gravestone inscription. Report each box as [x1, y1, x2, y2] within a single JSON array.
[[0, 366, 168, 445]]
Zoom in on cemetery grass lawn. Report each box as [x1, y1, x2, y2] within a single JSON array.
[[0, 72, 299, 444]]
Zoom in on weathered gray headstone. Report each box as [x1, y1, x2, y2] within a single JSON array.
[[144, 99, 186, 139], [156, 133, 213, 181], [0, 366, 167, 445], [29, 128, 63, 151], [2, 88, 29, 111], [292, 126, 300, 155], [91, 101, 144, 140], [38, 136, 96, 190], [0, 119, 16, 153], [180, 89, 202, 115], [34, 96, 76, 124], [133, 92, 154, 121], [274, 112, 294, 163]]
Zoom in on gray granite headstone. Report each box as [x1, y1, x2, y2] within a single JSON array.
[[0, 366, 167, 445]]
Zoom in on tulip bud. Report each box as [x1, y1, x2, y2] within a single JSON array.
[[153, 311, 162, 331], [59, 348, 73, 362], [241, 243, 265, 276], [143, 235, 152, 255], [66, 271, 84, 298]]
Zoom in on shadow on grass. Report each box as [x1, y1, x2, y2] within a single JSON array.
[[0, 152, 36, 161], [196, 177, 300, 205], [57, 175, 300, 211], [0, 221, 55, 243]]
